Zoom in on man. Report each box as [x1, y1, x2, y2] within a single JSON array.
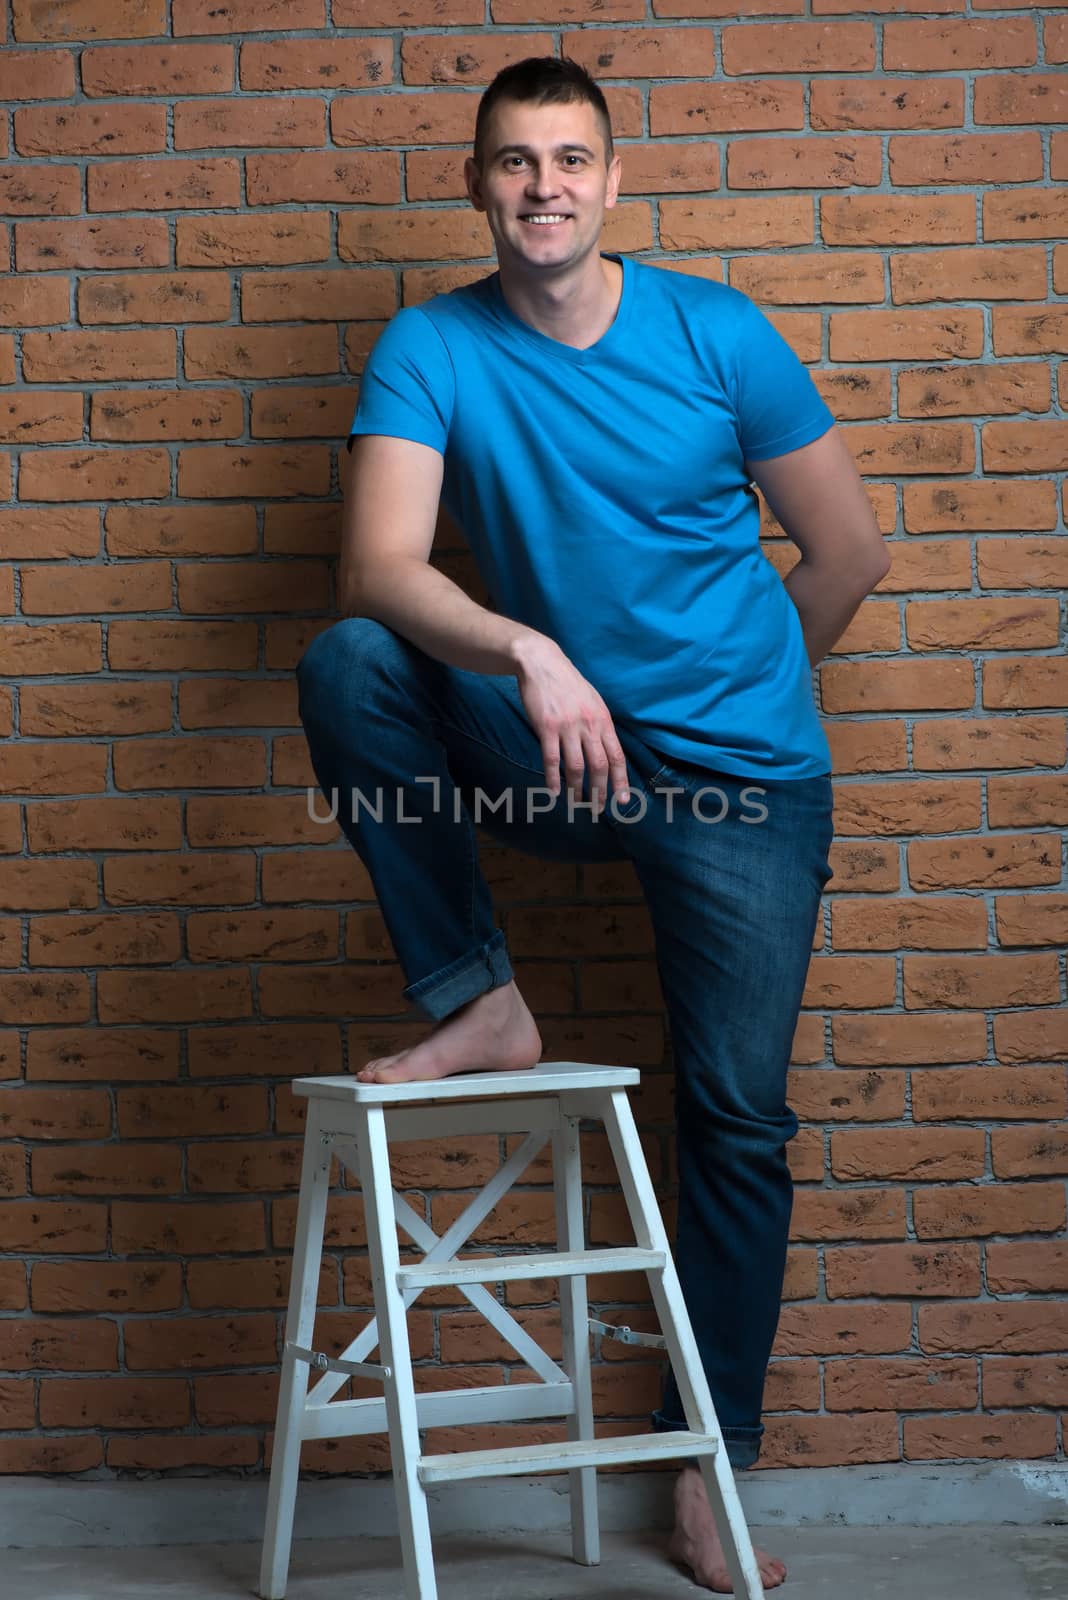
[[298, 57, 890, 1593]]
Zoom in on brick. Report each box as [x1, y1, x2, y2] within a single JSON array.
[[826, 1357, 977, 1413], [250, 386, 352, 440], [995, 1007, 1068, 1061], [493, 0, 644, 15], [0, 507, 99, 560], [0, 276, 69, 326], [729, 136, 880, 188], [123, 1313, 277, 1369], [823, 660, 975, 717], [0, 336, 12, 385], [177, 213, 331, 268], [246, 150, 399, 206], [108, 620, 257, 672], [650, 81, 802, 135], [259, 962, 402, 1019], [906, 598, 1058, 651], [774, 1303, 912, 1357], [188, 1022, 340, 1079], [177, 561, 330, 614], [903, 480, 1056, 533], [898, 362, 1049, 419], [788, 1068, 906, 1122], [261, 849, 372, 904], [240, 37, 390, 92], [40, 1376, 189, 1428], [0, 48, 75, 100], [334, 0, 482, 18], [821, 193, 973, 247], [790, 1188, 904, 1242], [994, 305, 1068, 357], [88, 156, 240, 212], [833, 1009, 986, 1063], [991, 1125, 1068, 1179], [402, 32, 554, 86], [187, 910, 336, 963], [723, 22, 873, 73], [913, 717, 1066, 774], [995, 890, 1068, 947], [14, 103, 166, 156], [82, 44, 233, 97], [27, 797, 181, 853], [987, 1241, 1068, 1294], [185, 794, 330, 848], [176, 445, 330, 499], [20, 681, 170, 737], [0, 1440, 103, 1473], [0, 392, 82, 445], [607, 142, 716, 193], [730, 252, 882, 304], [761, 1413, 899, 1471], [983, 420, 1068, 474], [180, 678, 298, 731], [12, 1, 165, 39], [905, 1414, 1056, 1463], [831, 1127, 985, 1182], [28, 913, 180, 969], [985, 188, 1068, 242], [241, 268, 395, 323], [845, 422, 973, 477], [660, 196, 811, 250], [830, 310, 984, 364], [0, 623, 101, 676], [983, 1356, 1068, 1410], [910, 833, 1062, 894], [22, 329, 176, 383], [885, 18, 1036, 71], [184, 326, 338, 380], [90, 389, 242, 442], [19, 560, 171, 614], [19, 448, 170, 502], [913, 1174, 1064, 1243], [826, 1243, 980, 1299], [337, 208, 491, 263], [975, 74, 1068, 126], [890, 134, 1041, 187], [106, 505, 256, 557], [912, 1068, 1066, 1123], [15, 216, 170, 271], [564, 27, 715, 77], [812, 78, 963, 131], [99, 969, 251, 1024], [103, 852, 255, 907], [173, 0, 325, 31], [174, 96, 325, 151], [0, 973, 90, 1023], [0, 859, 96, 911], [0, 163, 80, 214], [891, 247, 1045, 306], [332, 89, 479, 149], [112, 736, 265, 791], [79, 272, 231, 325]]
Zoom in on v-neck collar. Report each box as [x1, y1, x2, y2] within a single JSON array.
[[485, 253, 634, 366]]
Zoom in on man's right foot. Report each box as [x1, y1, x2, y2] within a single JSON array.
[[355, 979, 542, 1085]]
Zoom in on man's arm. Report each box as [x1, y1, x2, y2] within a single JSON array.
[[340, 433, 631, 808], [746, 425, 891, 668]]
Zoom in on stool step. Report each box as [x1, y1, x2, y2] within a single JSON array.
[[418, 1429, 717, 1484], [398, 1246, 663, 1290]]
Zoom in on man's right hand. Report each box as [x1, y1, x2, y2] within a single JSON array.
[[511, 635, 631, 816]]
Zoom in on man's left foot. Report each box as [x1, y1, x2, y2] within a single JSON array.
[[668, 1463, 787, 1591]]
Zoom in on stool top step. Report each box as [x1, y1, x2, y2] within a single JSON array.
[[292, 1059, 640, 1104]]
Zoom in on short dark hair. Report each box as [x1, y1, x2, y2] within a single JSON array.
[[473, 56, 614, 166]]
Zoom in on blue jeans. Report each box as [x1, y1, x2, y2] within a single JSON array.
[[297, 618, 834, 1471]]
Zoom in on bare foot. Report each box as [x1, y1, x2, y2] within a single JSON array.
[[668, 1464, 786, 1592], [355, 981, 542, 1085]]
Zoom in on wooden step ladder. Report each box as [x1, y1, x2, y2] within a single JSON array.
[[258, 1061, 763, 1599]]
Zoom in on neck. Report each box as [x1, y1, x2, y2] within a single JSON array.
[[497, 251, 622, 350]]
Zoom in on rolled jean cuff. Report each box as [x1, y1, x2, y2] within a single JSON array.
[[651, 1409, 763, 1472], [403, 929, 514, 1022]]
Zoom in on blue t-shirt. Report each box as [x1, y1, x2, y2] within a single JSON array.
[[349, 254, 835, 779]]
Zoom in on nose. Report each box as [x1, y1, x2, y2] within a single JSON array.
[[525, 159, 561, 198]]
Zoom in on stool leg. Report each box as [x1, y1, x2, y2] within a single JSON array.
[[601, 1089, 764, 1600], [358, 1104, 438, 1600], [551, 1111, 599, 1566], [259, 1100, 333, 1600]]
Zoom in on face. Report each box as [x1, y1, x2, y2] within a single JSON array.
[[465, 97, 621, 278]]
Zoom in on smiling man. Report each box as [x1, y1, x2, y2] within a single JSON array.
[[298, 57, 890, 1593]]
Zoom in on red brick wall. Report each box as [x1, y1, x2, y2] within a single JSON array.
[[1, 0, 1066, 1478]]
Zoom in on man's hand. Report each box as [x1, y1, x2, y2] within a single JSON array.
[[512, 636, 631, 816]]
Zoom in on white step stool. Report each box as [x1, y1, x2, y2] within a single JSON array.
[[259, 1061, 763, 1599]]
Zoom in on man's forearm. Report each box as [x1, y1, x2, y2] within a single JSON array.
[[783, 556, 888, 669], [345, 557, 546, 677]]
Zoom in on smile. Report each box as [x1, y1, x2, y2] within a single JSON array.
[[520, 214, 570, 225]]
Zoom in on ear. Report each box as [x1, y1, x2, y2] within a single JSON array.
[[604, 151, 622, 211], [464, 156, 485, 212]]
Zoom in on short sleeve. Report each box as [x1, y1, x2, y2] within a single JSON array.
[[347, 306, 456, 454], [731, 294, 834, 463]]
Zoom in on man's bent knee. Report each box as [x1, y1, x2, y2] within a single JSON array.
[[297, 616, 408, 710]]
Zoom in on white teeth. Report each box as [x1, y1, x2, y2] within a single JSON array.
[[523, 215, 567, 224]]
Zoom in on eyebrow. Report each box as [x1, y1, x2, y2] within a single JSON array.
[[491, 142, 596, 160]]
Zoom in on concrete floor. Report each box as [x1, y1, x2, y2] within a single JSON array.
[[5, 1526, 1067, 1600]]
